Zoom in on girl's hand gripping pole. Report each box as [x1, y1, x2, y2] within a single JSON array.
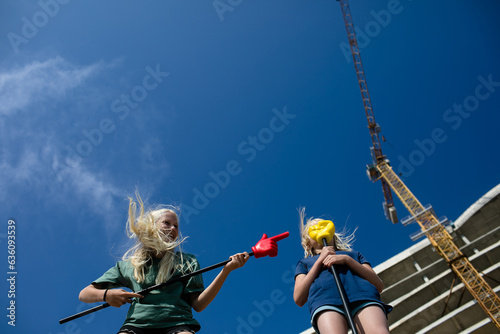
[[307, 220, 359, 334]]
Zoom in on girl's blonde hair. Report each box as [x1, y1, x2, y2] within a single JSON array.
[[122, 192, 193, 284], [299, 207, 356, 258]]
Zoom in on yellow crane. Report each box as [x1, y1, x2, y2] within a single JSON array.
[[336, 0, 500, 329]]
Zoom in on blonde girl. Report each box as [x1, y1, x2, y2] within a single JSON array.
[[293, 208, 391, 334], [79, 193, 249, 334]]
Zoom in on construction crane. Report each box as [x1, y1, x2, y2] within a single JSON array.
[[336, 0, 500, 330]]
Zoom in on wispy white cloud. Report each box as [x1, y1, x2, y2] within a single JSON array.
[[0, 57, 124, 234], [140, 137, 171, 173], [0, 56, 172, 240], [0, 56, 104, 115], [0, 140, 124, 228], [51, 150, 125, 230]]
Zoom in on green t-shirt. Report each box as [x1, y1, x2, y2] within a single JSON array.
[[93, 252, 204, 331]]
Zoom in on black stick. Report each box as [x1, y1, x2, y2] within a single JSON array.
[[59, 251, 255, 324], [323, 239, 358, 334]]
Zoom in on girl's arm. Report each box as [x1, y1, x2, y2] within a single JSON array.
[[79, 283, 143, 308], [190, 252, 249, 312], [293, 247, 335, 307], [323, 255, 385, 293]]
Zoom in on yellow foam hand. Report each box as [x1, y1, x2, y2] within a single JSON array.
[[308, 220, 335, 244]]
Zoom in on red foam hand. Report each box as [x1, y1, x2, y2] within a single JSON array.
[[251, 232, 289, 258]]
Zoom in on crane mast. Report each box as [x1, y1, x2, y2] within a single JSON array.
[[337, 0, 397, 224], [336, 0, 500, 329]]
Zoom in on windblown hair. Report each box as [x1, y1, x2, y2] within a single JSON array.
[[298, 207, 356, 258], [122, 192, 193, 284]]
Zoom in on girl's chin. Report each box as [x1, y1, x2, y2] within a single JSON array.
[[162, 235, 177, 242]]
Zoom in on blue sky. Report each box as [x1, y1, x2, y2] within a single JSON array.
[[1, 1, 499, 333]]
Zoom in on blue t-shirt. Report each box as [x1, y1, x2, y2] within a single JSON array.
[[295, 250, 390, 318]]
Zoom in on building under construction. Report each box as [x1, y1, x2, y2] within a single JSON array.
[[299, 183, 500, 334]]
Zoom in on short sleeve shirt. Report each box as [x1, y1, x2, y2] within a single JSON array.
[[93, 252, 204, 330], [295, 251, 386, 318]]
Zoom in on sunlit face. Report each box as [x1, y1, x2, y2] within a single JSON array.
[[156, 211, 179, 241]]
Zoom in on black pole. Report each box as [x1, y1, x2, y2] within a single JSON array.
[[322, 238, 358, 334], [59, 251, 255, 324]]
